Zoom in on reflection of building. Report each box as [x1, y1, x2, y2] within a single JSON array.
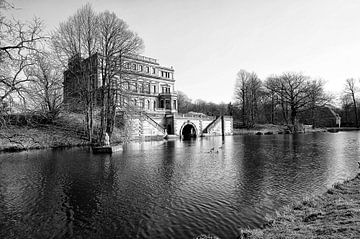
[[63, 53, 178, 116], [63, 53, 233, 139]]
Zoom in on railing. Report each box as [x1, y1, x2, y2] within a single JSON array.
[[127, 54, 157, 64], [142, 112, 166, 135], [202, 116, 221, 133]]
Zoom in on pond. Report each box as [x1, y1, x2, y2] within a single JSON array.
[[0, 132, 359, 238]]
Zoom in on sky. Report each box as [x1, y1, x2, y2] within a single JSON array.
[[6, 0, 360, 103]]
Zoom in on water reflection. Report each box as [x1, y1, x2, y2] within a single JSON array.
[[0, 132, 359, 238]]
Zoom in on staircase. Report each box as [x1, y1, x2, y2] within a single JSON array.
[[202, 116, 221, 134], [141, 112, 167, 136]]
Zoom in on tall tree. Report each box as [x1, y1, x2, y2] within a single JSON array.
[[96, 10, 143, 140], [344, 78, 359, 127], [25, 51, 63, 122], [234, 70, 262, 127], [307, 79, 330, 128], [266, 72, 315, 126], [52, 3, 98, 142], [53, 4, 143, 143], [177, 91, 192, 113], [0, 0, 45, 125]]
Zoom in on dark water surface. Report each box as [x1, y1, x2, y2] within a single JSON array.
[[1, 132, 360, 238]]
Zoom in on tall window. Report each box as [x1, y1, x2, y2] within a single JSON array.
[[153, 100, 156, 110], [153, 85, 156, 93], [173, 100, 177, 110], [146, 66, 150, 73], [132, 64, 136, 70], [165, 100, 170, 109], [139, 65, 143, 71], [152, 67, 156, 74]]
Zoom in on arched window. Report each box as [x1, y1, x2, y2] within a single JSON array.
[[153, 100, 156, 110]]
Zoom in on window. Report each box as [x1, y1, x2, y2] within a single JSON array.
[[173, 100, 177, 110], [147, 100, 150, 110], [132, 64, 136, 70], [153, 85, 156, 93], [160, 100, 164, 108], [161, 71, 170, 78], [153, 100, 156, 110], [139, 65, 143, 71], [162, 86, 170, 93], [152, 67, 156, 74], [146, 66, 150, 73], [165, 100, 170, 109]]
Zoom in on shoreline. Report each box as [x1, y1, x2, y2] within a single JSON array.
[[1, 125, 354, 153], [238, 173, 360, 239], [0, 125, 90, 153]]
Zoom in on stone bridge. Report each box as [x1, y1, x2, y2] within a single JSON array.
[[165, 114, 233, 138], [126, 112, 233, 139]]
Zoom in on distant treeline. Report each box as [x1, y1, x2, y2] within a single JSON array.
[[178, 71, 360, 129]]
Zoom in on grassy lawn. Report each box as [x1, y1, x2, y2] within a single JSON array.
[[239, 174, 360, 239]]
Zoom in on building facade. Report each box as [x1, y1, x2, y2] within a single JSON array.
[[63, 53, 178, 116], [63, 53, 233, 139], [120, 54, 178, 116]]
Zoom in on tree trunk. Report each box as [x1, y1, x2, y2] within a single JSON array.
[[351, 93, 358, 127]]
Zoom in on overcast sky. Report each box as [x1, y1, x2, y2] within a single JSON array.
[[8, 0, 360, 103]]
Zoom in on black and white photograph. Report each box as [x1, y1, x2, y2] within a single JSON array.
[[1, 0, 360, 238]]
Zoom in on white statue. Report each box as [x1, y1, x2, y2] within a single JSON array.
[[104, 132, 110, 146]]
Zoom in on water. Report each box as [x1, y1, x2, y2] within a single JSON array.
[[1, 132, 360, 238]]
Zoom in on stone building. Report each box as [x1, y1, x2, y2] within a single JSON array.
[[63, 53, 233, 139], [63, 53, 178, 115]]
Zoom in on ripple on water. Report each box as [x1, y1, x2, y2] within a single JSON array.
[[1, 133, 360, 238]]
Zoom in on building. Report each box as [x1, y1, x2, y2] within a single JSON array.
[[63, 53, 178, 116], [63, 53, 233, 139]]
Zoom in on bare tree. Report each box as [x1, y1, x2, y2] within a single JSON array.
[[177, 91, 192, 113], [52, 4, 99, 142], [234, 70, 262, 127], [24, 51, 63, 122], [53, 4, 143, 144], [344, 78, 358, 127], [264, 76, 280, 124], [0, 2, 46, 126], [307, 79, 330, 128], [265, 72, 316, 128], [96, 10, 143, 141]]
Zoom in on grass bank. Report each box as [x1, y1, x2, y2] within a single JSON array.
[[233, 124, 326, 135], [0, 113, 90, 152], [239, 173, 360, 239]]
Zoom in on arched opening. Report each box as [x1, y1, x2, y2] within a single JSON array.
[[181, 124, 197, 139]]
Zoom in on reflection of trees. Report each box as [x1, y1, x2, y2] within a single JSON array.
[[233, 136, 266, 208], [232, 134, 333, 228]]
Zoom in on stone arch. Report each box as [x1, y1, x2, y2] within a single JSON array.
[[180, 121, 198, 139]]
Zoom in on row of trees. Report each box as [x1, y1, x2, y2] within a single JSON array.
[[233, 70, 329, 129], [177, 91, 231, 116], [0, 2, 143, 143]]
